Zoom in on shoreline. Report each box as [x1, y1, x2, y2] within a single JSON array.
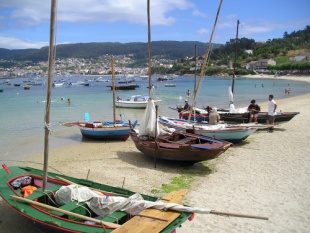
[[2, 74, 310, 83], [241, 74, 310, 83], [1, 93, 310, 232]]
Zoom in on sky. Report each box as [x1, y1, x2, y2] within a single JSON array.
[[0, 0, 309, 50]]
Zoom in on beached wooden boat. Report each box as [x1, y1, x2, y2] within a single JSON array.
[[218, 111, 300, 124], [180, 107, 300, 125], [130, 126, 232, 164], [0, 166, 193, 233], [61, 120, 137, 141], [130, 0, 231, 164], [158, 116, 257, 143], [116, 95, 162, 109]]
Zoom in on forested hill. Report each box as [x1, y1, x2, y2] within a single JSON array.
[[211, 25, 310, 64], [0, 41, 221, 62], [0, 48, 38, 60]]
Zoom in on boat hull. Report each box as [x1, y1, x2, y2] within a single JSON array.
[[79, 126, 130, 141], [130, 129, 232, 164], [0, 166, 191, 233], [158, 117, 257, 143], [116, 100, 162, 109], [107, 84, 137, 90], [219, 111, 300, 124]]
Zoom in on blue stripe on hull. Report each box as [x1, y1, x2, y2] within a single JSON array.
[[79, 128, 130, 140]]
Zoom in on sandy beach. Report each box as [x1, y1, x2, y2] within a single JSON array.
[[0, 75, 309, 232], [242, 73, 310, 83]]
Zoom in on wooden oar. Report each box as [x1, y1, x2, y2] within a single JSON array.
[[10, 195, 120, 228], [56, 177, 268, 221], [210, 210, 268, 220]]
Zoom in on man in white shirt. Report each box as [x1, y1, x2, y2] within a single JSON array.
[[267, 94, 277, 133]]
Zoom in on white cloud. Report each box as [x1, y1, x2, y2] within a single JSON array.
[[1, 0, 194, 27], [192, 10, 207, 18], [0, 0, 194, 49], [0, 35, 47, 49], [196, 28, 209, 35]]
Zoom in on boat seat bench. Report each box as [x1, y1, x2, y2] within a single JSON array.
[[51, 201, 89, 219], [26, 184, 62, 200], [52, 203, 127, 223]]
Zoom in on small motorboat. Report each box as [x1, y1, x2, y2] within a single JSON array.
[[116, 95, 162, 109]]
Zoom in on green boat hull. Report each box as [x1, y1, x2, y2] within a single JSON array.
[[0, 166, 192, 233]]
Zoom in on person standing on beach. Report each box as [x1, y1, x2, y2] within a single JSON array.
[[267, 94, 277, 132], [247, 99, 260, 123]]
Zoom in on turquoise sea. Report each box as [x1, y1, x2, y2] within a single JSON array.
[[1, 75, 309, 166]]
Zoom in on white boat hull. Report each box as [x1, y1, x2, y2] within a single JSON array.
[[158, 117, 257, 143], [116, 95, 162, 109]]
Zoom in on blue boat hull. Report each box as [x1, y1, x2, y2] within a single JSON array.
[[79, 126, 130, 141]]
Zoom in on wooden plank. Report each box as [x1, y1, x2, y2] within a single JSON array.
[[113, 190, 187, 233], [177, 137, 196, 144], [158, 142, 179, 149]]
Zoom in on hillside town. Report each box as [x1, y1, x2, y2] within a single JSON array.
[[1, 52, 310, 78]]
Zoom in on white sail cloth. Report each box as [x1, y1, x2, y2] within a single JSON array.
[[227, 86, 247, 113], [55, 184, 212, 218], [138, 86, 160, 137]]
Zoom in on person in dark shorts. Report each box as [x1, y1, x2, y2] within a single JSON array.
[[267, 94, 277, 132], [247, 99, 261, 123]]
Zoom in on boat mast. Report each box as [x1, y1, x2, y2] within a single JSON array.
[[194, 45, 197, 91], [147, 0, 152, 94], [187, 0, 223, 123], [147, 0, 158, 168], [231, 19, 240, 94], [43, 0, 57, 191], [111, 55, 116, 125]]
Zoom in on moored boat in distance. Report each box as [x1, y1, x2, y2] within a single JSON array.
[[107, 84, 137, 90], [157, 76, 168, 81], [116, 95, 162, 109]]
